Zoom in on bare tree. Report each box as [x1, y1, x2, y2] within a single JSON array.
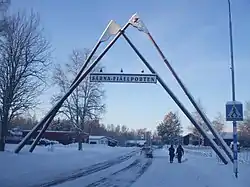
[[0, 2, 9, 32], [0, 11, 51, 151], [11, 114, 38, 130], [212, 112, 225, 135], [188, 99, 208, 145], [239, 101, 250, 143], [51, 49, 105, 132]]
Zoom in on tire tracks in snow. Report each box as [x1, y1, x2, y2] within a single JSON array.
[[86, 157, 153, 187], [31, 150, 138, 187]]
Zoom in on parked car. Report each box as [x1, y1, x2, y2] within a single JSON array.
[[157, 145, 163, 149], [142, 146, 153, 158]]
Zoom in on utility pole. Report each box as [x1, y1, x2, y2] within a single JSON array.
[[227, 0, 238, 178]]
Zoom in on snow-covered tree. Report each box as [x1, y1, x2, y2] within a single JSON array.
[[157, 111, 182, 144]]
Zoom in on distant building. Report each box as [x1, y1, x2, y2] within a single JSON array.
[[88, 136, 118, 147], [89, 136, 108, 145], [6, 129, 89, 145], [204, 132, 234, 146], [183, 133, 202, 146], [22, 130, 89, 145]]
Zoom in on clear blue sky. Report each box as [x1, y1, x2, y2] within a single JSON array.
[[9, 0, 250, 133]]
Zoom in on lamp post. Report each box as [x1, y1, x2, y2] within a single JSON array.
[[227, 0, 238, 178]]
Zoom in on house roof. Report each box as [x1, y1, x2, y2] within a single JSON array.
[[207, 132, 233, 139], [89, 136, 118, 142], [183, 133, 197, 137]]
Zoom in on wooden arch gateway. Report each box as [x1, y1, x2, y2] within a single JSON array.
[[14, 13, 233, 165]]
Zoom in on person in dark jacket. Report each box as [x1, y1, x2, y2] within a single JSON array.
[[168, 145, 175, 163], [176, 145, 184, 163]]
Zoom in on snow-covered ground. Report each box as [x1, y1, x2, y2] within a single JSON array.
[[0, 143, 137, 187], [1, 144, 250, 187]]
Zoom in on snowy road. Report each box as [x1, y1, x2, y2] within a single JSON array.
[[55, 149, 250, 187], [54, 152, 152, 187], [34, 150, 138, 187], [132, 149, 249, 187], [2, 145, 250, 187]]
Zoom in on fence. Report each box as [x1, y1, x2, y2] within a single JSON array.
[[184, 145, 250, 164], [184, 145, 213, 158]]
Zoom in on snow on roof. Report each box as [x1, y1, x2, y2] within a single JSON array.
[[89, 136, 106, 140], [137, 140, 146, 143], [125, 140, 146, 145], [183, 133, 194, 137], [89, 136, 118, 142], [137, 140, 146, 145], [9, 130, 22, 136], [22, 130, 89, 135], [126, 140, 137, 143]]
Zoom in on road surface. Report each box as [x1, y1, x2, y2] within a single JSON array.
[[53, 148, 249, 187]]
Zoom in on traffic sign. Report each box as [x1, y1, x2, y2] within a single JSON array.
[[226, 101, 243, 121]]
